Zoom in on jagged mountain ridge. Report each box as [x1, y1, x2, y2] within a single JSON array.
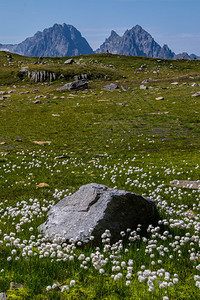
[[96, 25, 175, 59], [0, 23, 199, 59], [0, 23, 94, 57], [96, 25, 197, 59]]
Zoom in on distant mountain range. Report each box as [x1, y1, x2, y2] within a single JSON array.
[[0, 23, 199, 59], [96, 25, 199, 60]]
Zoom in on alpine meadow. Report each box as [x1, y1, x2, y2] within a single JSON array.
[[0, 51, 200, 299]]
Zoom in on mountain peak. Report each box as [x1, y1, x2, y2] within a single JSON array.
[[134, 24, 143, 31], [0, 23, 94, 57], [110, 30, 119, 37], [96, 25, 177, 59]]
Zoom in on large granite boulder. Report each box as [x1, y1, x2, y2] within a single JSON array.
[[38, 183, 160, 244]]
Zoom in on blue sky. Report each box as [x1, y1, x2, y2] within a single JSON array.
[[0, 0, 200, 55]]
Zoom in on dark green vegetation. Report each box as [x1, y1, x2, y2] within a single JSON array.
[[0, 51, 200, 299]]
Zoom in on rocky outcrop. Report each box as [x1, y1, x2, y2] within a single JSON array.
[[57, 79, 88, 91], [0, 23, 94, 57], [64, 58, 75, 64], [73, 74, 88, 81], [38, 183, 160, 244], [27, 70, 57, 82], [18, 70, 57, 82]]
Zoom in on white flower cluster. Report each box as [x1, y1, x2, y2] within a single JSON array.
[[46, 280, 75, 292], [0, 149, 200, 297], [137, 267, 178, 291]]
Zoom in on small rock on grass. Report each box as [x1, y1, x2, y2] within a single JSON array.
[[140, 85, 147, 90], [191, 83, 199, 87], [36, 183, 49, 188], [57, 80, 88, 91], [192, 92, 200, 97], [170, 180, 200, 189], [54, 155, 69, 159], [155, 97, 164, 100], [64, 58, 74, 64], [121, 85, 127, 91], [10, 282, 23, 290], [0, 293, 7, 300], [33, 100, 42, 104], [33, 141, 51, 145], [102, 83, 118, 91], [33, 89, 39, 93], [142, 79, 149, 84]]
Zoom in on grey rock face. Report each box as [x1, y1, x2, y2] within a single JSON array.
[[0, 23, 94, 57], [74, 74, 88, 81], [96, 25, 175, 59], [26, 70, 57, 82], [38, 183, 160, 244], [57, 79, 88, 91], [96, 30, 122, 55]]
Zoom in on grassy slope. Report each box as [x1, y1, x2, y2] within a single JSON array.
[[0, 51, 200, 299]]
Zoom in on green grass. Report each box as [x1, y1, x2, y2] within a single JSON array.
[[0, 51, 200, 299]]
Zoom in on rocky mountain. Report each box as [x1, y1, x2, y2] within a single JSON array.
[[0, 23, 94, 57], [0, 23, 199, 59], [174, 52, 200, 60], [96, 25, 175, 59], [96, 25, 199, 59]]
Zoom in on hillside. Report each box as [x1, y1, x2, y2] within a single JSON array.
[[0, 51, 200, 299]]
